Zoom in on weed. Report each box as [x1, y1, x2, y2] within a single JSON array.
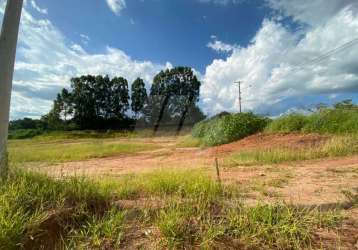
[[0, 168, 345, 249], [342, 188, 358, 207], [66, 208, 126, 249], [266, 108, 358, 135], [0, 169, 112, 249], [111, 170, 224, 201], [229, 136, 358, 165]]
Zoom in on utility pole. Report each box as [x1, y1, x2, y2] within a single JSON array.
[[0, 0, 24, 177], [234, 81, 242, 113]]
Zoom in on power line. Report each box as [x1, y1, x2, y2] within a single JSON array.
[[231, 37, 358, 113], [295, 37, 358, 70]]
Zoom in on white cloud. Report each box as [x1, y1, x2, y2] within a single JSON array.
[[80, 34, 90, 45], [266, 0, 357, 26], [0, 3, 170, 119], [106, 0, 126, 15], [198, 0, 242, 5], [207, 37, 237, 53], [201, 4, 358, 115], [30, 0, 47, 14]]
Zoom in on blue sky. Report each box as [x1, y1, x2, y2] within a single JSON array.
[[1, 0, 358, 119], [36, 0, 267, 72]]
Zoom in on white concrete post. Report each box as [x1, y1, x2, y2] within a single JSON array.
[[0, 0, 23, 177]]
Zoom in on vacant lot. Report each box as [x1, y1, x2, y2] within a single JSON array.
[[6, 132, 358, 249]]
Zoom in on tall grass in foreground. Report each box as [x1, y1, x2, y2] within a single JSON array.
[[0, 169, 119, 249], [0, 169, 343, 249], [229, 136, 358, 165]]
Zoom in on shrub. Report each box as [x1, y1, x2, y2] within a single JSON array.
[[8, 129, 44, 140], [302, 109, 358, 134], [267, 108, 358, 134], [192, 113, 269, 146], [265, 114, 309, 133]]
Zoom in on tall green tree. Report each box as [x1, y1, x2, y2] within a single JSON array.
[[147, 67, 202, 133], [131, 78, 147, 118], [58, 88, 73, 122], [52, 75, 130, 129], [111, 76, 130, 118], [71, 75, 97, 127]]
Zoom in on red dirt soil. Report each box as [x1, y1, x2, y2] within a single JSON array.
[[33, 133, 357, 208]]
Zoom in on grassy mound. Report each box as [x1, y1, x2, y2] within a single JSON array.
[[192, 112, 269, 146], [266, 108, 358, 134]]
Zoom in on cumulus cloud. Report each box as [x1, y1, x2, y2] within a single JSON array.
[[201, 3, 358, 115], [106, 0, 126, 15], [0, 2, 170, 119]]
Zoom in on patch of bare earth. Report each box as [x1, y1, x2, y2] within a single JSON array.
[[313, 208, 358, 250]]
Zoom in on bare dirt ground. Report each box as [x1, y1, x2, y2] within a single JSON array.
[[36, 133, 358, 208]]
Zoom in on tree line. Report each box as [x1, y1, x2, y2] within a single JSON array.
[[11, 67, 206, 133]]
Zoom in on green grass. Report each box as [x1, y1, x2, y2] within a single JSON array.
[[0, 168, 344, 249], [176, 135, 201, 148], [108, 170, 224, 201], [228, 136, 358, 165], [0, 169, 116, 249], [65, 208, 127, 249], [25, 128, 192, 142], [156, 200, 340, 249], [8, 139, 158, 164]]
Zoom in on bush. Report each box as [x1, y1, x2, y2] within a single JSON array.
[[8, 129, 44, 139], [266, 108, 358, 134], [192, 113, 269, 146], [265, 114, 309, 133], [303, 109, 358, 134]]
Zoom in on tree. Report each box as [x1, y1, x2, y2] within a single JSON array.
[[0, 0, 23, 177], [109, 76, 130, 118], [48, 75, 131, 129], [70, 75, 98, 128], [146, 67, 202, 134], [131, 78, 147, 118], [334, 99, 355, 110], [59, 88, 73, 122]]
